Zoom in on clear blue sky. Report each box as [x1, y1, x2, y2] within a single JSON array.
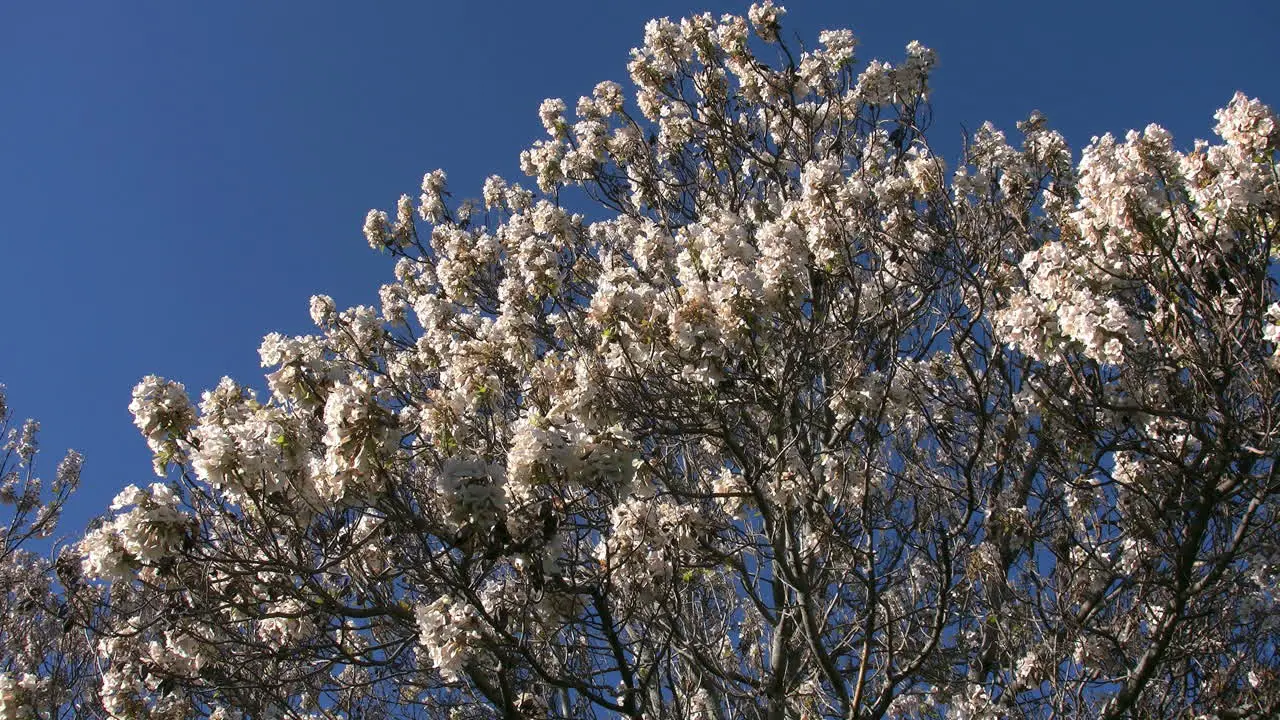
[[3, 0, 1277, 535]]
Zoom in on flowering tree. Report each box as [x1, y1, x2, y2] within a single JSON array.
[[0, 386, 100, 719], [84, 4, 1280, 718]]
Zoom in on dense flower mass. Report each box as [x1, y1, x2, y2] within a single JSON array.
[[81, 5, 1280, 719], [0, 672, 41, 720]]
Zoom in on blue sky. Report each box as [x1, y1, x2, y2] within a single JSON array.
[[2, 0, 1277, 535]]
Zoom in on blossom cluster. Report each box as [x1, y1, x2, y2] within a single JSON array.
[[414, 596, 482, 682], [80, 482, 190, 581]]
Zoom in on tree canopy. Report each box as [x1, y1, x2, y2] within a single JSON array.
[[7, 3, 1280, 719], [0, 387, 99, 720]]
